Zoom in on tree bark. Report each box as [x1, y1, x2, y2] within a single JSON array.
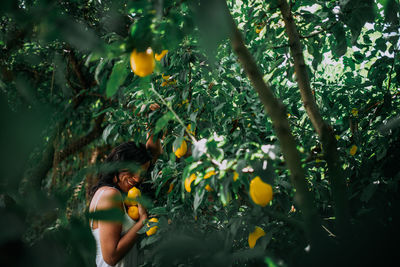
[[278, 0, 351, 237], [221, 0, 327, 247], [56, 113, 105, 163]]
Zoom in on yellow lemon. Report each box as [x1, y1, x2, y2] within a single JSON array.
[[174, 140, 187, 158], [351, 108, 358, 117], [233, 171, 239, 181], [248, 226, 266, 248], [130, 48, 155, 77], [125, 186, 141, 206], [350, 145, 358, 156], [205, 184, 212, 192], [146, 218, 159, 236], [155, 49, 168, 61], [185, 173, 196, 193], [249, 176, 273, 207], [203, 170, 216, 179], [127, 205, 139, 221]]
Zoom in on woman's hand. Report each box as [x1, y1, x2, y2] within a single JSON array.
[[138, 204, 148, 222]]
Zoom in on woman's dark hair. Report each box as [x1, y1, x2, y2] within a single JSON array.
[[90, 142, 152, 198]]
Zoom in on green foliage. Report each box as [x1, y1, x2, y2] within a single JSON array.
[[1, 0, 400, 266]]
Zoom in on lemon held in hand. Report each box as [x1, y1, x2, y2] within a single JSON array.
[[125, 186, 141, 206], [127, 205, 139, 221], [130, 48, 155, 77], [146, 218, 159, 236], [249, 176, 273, 207]]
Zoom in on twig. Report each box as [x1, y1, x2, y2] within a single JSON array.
[[50, 63, 55, 96], [299, 21, 338, 39], [387, 49, 397, 92], [321, 224, 336, 237]]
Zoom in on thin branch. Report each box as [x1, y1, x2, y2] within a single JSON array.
[[321, 224, 336, 238], [57, 112, 106, 163], [50, 63, 55, 95], [264, 209, 304, 229], [270, 43, 290, 50], [387, 50, 397, 92], [299, 21, 338, 39]]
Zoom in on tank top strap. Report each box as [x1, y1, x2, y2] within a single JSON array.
[[90, 188, 107, 229]]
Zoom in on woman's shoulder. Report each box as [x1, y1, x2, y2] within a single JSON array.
[[93, 186, 124, 210]]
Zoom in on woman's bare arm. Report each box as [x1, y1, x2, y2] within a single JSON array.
[[146, 103, 163, 163], [97, 188, 147, 266]]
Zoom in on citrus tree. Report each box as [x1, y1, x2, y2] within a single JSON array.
[[1, 0, 400, 266]]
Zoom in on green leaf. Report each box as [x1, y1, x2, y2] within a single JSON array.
[[87, 209, 124, 222], [149, 207, 168, 215], [102, 124, 115, 143], [194, 189, 205, 211], [92, 107, 113, 118], [264, 257, 279, 267], [383, 0, 399, 24], [331, 23, 347, 57], [106, 59, 129, 97], [341, 0, 376, 44], [154, 111, 175, 135], [360, 183, 378, 202]]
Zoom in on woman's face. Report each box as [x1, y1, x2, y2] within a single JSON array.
[[114, 161, 150, 193]]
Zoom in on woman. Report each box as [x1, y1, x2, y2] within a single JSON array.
[[89, 135, 162, 267]]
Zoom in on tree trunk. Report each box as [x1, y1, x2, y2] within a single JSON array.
[[221, 0, 327, 248], [278, 0, 351, 238]]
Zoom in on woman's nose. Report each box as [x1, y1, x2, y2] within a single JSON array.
[[132, 176, 141, 183]]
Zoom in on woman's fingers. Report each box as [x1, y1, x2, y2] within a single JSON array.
[[138, 204, 148, 220]]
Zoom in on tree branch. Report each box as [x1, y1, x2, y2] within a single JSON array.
[[278, 0, 351, 238], [57, 113, 106, 163], [221, 0, 326, 247], [299, 21, 338, 39], [20, 120, 66, 194]]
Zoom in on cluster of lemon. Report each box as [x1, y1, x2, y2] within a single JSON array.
[[125, 187, 158, 236], [180, 165, 273, 249], [184, 171, 214, 193], [184, 171, 272, 248], [248, 177, 273, 248], [130, 48, 168, 77], [125, 186, 141, 221]]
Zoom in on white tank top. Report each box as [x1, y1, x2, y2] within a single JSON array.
[[91, 187, 139, 267]]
